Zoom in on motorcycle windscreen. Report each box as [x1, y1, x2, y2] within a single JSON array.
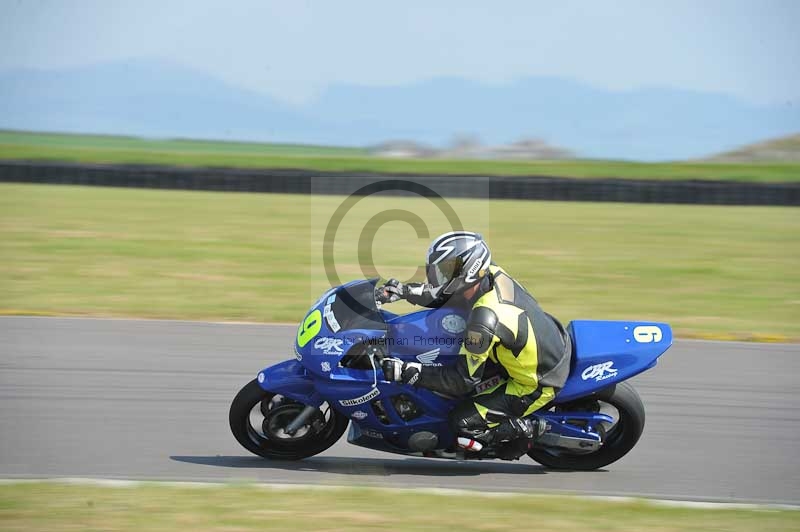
[[330, 279, 388, 332]]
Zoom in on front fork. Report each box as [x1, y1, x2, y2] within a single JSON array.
[[284, 405, 319, 435], [258, 360, 325, 434]]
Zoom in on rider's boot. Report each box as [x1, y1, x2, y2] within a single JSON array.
[[455, 416, 546, 460], [491, 416, 546, 460]]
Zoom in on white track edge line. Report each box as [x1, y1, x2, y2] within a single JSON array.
[[0, 315, 294, 328], [0, 477, 797, 511]]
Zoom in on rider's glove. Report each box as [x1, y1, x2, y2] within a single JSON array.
[[381, 357, 423, 386], [376, 278, 406, 304]]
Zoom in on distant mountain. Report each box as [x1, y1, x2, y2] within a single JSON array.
[[309, 78, 800, 160], [0, 60, 321, 142], [707, 133, 800, 162], [1, 59, 799, 161]]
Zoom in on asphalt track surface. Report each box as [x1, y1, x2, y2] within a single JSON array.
[[1, 317, 798, 504]]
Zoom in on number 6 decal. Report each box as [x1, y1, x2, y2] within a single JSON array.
[[633, 325, 662, 343]]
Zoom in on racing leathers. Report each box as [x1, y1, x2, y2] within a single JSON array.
[[384, 265, 572, 457]]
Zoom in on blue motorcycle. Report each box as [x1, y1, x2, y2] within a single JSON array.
[[230, 279, 672, 470]]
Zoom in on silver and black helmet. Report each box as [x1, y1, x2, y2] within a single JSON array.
[[426, 231, 492, 296]]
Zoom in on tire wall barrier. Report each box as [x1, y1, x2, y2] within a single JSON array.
[[1, 161, 798, 206]]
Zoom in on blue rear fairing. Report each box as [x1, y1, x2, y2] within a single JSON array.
[[556, 320, 673, 403]]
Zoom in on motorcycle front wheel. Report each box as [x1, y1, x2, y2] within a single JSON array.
[[528, 381, 646, 470], [229, 379, 349, 460]]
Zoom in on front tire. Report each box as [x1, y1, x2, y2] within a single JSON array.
[[229, 379, 349, 460], [528, 382, 646, 470]]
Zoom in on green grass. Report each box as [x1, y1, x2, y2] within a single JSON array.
[[1, 183, 798, 339], [0, 483, 796, 532], [2, 130, 799, 182], [0, 130, 367, 158]]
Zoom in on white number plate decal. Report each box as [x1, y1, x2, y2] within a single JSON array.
[[633, 325, 662, 343]]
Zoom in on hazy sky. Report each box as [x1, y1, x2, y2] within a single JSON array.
[[1, 0, 798, 106]]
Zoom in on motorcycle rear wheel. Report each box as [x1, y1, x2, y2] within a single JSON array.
[[229, 379, 349, 460], [528, 381, 645, 470]]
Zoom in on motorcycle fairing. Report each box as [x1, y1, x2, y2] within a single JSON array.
[[256, 280, 669, 454]]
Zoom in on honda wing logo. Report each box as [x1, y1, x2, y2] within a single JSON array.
[[416, 348, 440, 365]]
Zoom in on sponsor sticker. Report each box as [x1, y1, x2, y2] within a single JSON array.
[[581, 361, 618, 382], [466, 259, 482, 279], [320, 361, 332, 372], [314, 336, 344, 355], [312, 288, 335, 309], [323, 300, 341, 333], [351, 410, 368, 420], [257, 372, 265, 384], [441, 314, 466, 334], [474, 374, 502, 394], [339, 388, 380, 407], [362, 429, 384, 439]]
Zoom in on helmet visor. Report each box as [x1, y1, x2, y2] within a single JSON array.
[[426, 257, 461, 291]]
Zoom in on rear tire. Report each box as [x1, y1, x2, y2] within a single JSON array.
[[528, 382, 645, 470], [229, 379, 349, 460]]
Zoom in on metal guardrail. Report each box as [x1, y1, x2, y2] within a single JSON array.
[[1, 161, 798, 205]]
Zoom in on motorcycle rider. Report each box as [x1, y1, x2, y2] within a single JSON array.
[[378, 231, 572, 459]]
